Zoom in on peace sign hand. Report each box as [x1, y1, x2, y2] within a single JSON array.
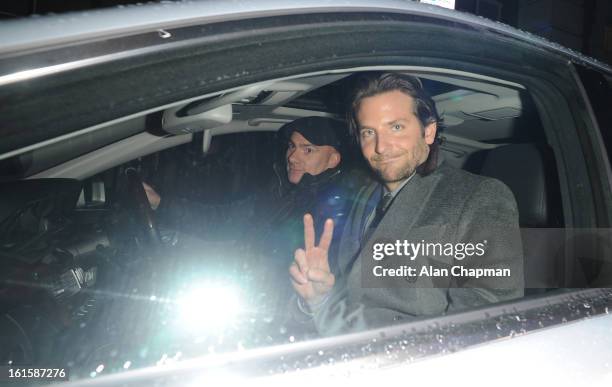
[[289, 214, 335, 307]]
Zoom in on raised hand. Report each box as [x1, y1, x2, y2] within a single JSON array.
[[142, 182, 161, 210], [289, 214, 335, 307]]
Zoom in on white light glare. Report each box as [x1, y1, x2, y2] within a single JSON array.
[[176, 283, 243, 332], [419, 0, 456, 10]]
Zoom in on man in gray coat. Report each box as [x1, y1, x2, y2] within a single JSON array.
[[289, 72, 524, 336]]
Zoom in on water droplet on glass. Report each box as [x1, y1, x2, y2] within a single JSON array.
[[123, 361, 131, 369], [96, 364, 104, 373], [289, 336, 295, 343], [139, 348, 148, 358]]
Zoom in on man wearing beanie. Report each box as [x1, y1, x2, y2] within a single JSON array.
[[252, 117, 370, 322]]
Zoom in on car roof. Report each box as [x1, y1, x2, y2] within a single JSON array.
[[0, 0, 610, 75]]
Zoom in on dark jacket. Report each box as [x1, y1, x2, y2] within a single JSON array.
[[247, 163, 371, 328], [253, 163, 370, 275]]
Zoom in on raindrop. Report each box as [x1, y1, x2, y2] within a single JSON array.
[[123, 361, 131, 369], [289, 336, 295, 343], [305, 355, 315, 366], [90, 372, 97, 378], [583, 302, 592, 309], [96, 364, 104, 373], [318, 350, 324, 356], [139, 348, 148, 358]]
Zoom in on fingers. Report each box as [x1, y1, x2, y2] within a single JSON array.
[[142, 182, 161, 209], [318, 218, 334, 251], [294, 248, 308, 274], [303, 213, 315, 250], [289, 261, 308, 285], [307, 268, 334, 287]]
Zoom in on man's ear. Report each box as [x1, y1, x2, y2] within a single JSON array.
[[424, 122, 437, 145], [327, 149, 341, 169]]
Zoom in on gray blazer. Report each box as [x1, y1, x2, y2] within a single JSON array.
[[312, 162, 524, 335]]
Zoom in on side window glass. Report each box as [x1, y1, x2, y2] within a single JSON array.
[[573, 65, 612, 285]]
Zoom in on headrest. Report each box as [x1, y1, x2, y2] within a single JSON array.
[[480, 144, 552, 227]]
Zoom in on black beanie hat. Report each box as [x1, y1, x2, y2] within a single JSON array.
[[279, 116, 347, 150]]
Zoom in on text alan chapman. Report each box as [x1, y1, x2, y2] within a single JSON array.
[[372, 265, 511, 279]]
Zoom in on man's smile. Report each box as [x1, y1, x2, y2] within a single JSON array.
[[372, 155, 403, 164]]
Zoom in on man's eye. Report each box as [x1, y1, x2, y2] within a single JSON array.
[[288, 143, 295, 149], [304, 147, 314, 154], [360, 129, 374, 138], [392, 124, 403, 131]]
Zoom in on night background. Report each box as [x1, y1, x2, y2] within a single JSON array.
[[1, 0, 611, 66]]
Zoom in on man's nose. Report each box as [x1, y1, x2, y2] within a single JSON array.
[[288, 148, 299, 163], [375, 132, 390, 154]]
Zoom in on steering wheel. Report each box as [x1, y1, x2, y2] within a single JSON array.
[[124, 168, 162, 247]]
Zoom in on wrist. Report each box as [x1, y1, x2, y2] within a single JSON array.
[[298, 292, 331, 315]]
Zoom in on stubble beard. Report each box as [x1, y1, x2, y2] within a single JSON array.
[[370, 142, 429, 184]]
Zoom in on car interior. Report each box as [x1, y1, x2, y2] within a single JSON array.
[[0, 67, 588, 371]]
